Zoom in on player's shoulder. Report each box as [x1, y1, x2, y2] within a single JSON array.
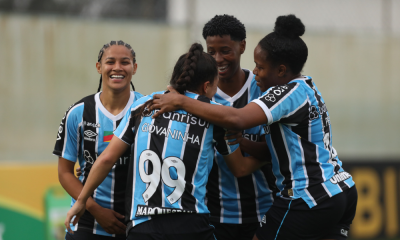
[[132, 91, 144, 100], [64, 94, 97, 116]]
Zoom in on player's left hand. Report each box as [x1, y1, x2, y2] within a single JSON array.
[[150, 86, 182, 118], [76, 167, 82, 177], [64, 199, 86, 234], [225, 130, 243, 145]]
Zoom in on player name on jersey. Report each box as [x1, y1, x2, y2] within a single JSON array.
[[135, 205, 195, 217]]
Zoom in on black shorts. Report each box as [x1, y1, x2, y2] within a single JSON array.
[[65, 231, 125, 240], [210, 221, 259, 240], [256, 186, 358, 240], [127, 213, 215, 240]]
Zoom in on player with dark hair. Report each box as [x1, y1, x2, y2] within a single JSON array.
[[150, 15, 358, 240], [54, 40, 143, 240], [202, 14, 275, 240], [64, 43, 267, 240]]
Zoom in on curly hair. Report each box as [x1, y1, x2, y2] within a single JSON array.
[[258, 14, 308, 74], [202, 14, 246, 41]]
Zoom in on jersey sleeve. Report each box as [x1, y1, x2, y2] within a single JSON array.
[[53, 103, 84, 162], [114, 95, 152, 145], [251, 82, 308, 125]]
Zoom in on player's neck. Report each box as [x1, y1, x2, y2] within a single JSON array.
[[99, 87, 131, 116], [218, 68, 246, 97]]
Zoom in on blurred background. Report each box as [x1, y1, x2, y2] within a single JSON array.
[[0, 0, 399, 239]]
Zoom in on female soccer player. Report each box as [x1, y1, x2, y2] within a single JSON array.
[[150, 15, 358, 240], [64, 43, 266, 240], [202, 14, 275, 240], [54, 40, 143, 240]]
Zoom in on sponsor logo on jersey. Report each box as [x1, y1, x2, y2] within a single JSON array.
[[84, 130, 97, 138], [141, 123, 201, 145], [135, 205, 194, 217], [161, 111, 210, 128], [340, 229, 348, 237], [84, 150, 95, 164], [264, 94, 276, 102], [57, 104, 74, 140], [83, 121, 100, 128], [263, 125, 271, 135], [243, 133, 260, 142], [260, 215, 267, 227], [329, 171, 351, 184], [309, 105, 319, 120]]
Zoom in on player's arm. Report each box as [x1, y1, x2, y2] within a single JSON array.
[[58, 158, 126, 234], [225, 130, 271, 162], [222, 148, 267, 178], [64, 136, 129, 233], [150, 87, 267, 130]]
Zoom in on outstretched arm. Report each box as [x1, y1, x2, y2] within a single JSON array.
[[64, 136, 128, 233], [150, 87, 268, 130]]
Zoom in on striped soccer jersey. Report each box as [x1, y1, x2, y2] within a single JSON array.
[[252, 75, 355, 208], [53, 91, 143, 236], [207, 69, 274, 224], [113, 91, 239, 230]]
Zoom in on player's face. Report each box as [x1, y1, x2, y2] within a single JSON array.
[[253, 44, 280, 92], [206, 35, 244, 82], [97, 45, 137, 92]]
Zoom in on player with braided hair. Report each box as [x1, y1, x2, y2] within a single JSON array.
[[64, 42, 267, 240], [54, 40, 143, 240], [150, 14, 358, 240]]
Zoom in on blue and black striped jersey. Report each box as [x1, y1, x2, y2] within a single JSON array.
[[252, 75, 355, 208], [53, 91, 143, 236], [114, 91, 239, 230], [207, 70, 274, 224]]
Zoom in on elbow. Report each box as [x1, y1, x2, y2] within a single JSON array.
[[231, 167, 250, 178]]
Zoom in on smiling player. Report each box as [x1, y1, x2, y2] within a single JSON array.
[[54, 40, 143, 240]]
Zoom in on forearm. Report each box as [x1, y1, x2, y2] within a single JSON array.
[[179, 96, 243, 129], [239, 138, 271, 163], [223, 148, 267, 178], [58, 167, 101, 213], [77, 156, 115, 202]]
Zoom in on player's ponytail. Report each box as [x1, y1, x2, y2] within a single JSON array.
[[170, 43, 217, 94], [258, 14, 308, 74], [97, 40, 137, 92]]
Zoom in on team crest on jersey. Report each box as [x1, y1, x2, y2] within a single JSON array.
[[135, 205, 194, 217]]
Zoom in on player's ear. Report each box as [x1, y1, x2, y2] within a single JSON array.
[[202, 81, 211, 95], [277, 64, 287, 77], [96, 62, 102, 74], [239, 40, 246, 54], [132, 63, 138, 75]]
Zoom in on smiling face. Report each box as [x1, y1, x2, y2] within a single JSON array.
[[253, 44, 282, 92], [96, 45, 137, 92], [206, 35, 244, 82]]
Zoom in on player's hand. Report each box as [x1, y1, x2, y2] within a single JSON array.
[[76, 167, 82, 177], [225, 130, 243, 145], [150, 86, 182, 118], [64, 199, 86, 234], [91, 207, 126, 235]]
